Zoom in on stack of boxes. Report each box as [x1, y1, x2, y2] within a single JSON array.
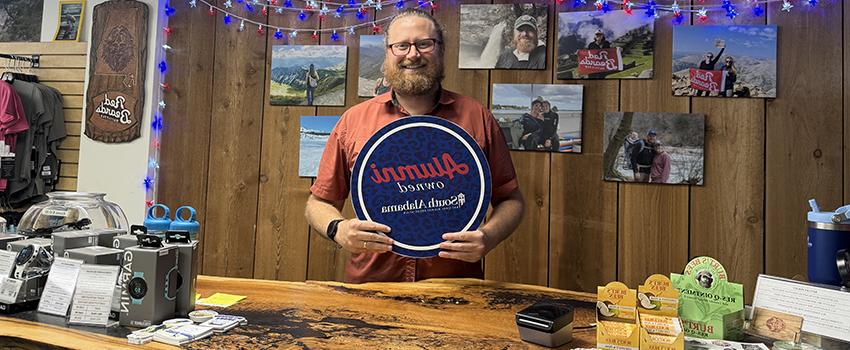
[[2, 224, 198, 328], [597, 276, 684, 350], [597, 282, 640, 350], [638, 275, 684, 350], [598, 258, 745, 350]]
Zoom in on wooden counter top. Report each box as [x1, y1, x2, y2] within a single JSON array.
[[0, 275, 598, 349]]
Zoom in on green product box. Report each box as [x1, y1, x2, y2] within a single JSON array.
[[670, 256, 744, 340]]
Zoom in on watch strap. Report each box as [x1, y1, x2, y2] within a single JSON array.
[[326, 219, 344, 247]]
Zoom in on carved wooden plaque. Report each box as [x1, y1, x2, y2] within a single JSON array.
[[84, 0, 148, 143]]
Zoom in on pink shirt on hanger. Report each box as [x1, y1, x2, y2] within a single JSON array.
[[0, 82, 31, 190]]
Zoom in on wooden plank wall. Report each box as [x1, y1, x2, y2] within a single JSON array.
[[0, 42, 83, 192], [159, 1, 846, 299]]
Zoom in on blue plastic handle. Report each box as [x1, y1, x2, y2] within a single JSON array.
[[147, 203, 170, 220], [174, 206, 197, 222]]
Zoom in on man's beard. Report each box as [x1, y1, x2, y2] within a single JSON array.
[[515, 36, 536, 53], [384, 56, 444, 96]]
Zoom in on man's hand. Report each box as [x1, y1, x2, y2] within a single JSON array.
[[336, 219, 394, 253], [438, 230, 494, 263]]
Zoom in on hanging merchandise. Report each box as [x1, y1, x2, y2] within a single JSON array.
[[85, 0, 149, 143], [1, 53, 68, 206]]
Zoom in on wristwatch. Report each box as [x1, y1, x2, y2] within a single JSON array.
[[326, 219, 344, 246], [13, 245, 36, 279], [13, 244, 54, 279]]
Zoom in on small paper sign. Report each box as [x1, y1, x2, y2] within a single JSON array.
[[752, 275, 850, 342], [0, 250, 17, 278], [38, 257, 83, 316], [350, 116, 492, 258], [69, 264, 121, 326]]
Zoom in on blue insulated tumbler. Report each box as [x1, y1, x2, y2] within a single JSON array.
[[144, 204, 172, 239], [170, 206, 200, 241], [807, 199, 850, 286]]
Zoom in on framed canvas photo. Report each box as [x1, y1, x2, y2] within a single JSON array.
[[672, 25, 777, 98], [492, 84, 583, 153], [0, 0, 44, 42], [54, 0, 85, 41], [603, 112, 706, 185], [556, 10, 654, 80], [299, 116, 341, 177], [459, 4, 549, 70], [270, 45, 347, 106]]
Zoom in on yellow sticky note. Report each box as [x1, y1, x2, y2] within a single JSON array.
[[195, 293, 201, 301], [196, 293, 247, 308]]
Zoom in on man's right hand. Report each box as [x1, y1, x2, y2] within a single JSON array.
[[335, 219, 394, 253]]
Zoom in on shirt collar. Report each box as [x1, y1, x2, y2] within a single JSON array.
[[373, 87, 455, 110], [512, 49, 530, 61]]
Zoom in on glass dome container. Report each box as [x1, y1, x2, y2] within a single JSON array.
[[18, 192, 129, 235]]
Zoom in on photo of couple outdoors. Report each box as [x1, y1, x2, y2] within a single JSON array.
[[603, 112, 705, 185], [492, 84, 583, 153]]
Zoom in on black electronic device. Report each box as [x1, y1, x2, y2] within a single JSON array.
[[515, 301, 575, 348]]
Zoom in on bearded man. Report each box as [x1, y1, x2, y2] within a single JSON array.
[[304, 9, 525, 283], [495, 15, 546, 69]]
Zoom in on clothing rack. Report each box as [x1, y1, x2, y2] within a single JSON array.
[[0, 42, 86, 194], [0, 53, 40, 68]]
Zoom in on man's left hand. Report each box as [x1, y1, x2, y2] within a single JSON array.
[[438, 230, 493, 263]]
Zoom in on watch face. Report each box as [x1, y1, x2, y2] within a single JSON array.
[[15, 245, 34, 265], [128, 277, 148, 299]]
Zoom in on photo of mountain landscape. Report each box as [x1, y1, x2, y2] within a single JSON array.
[[672, 25, 777, 98], [300, 116, 341, 177], [557, 10, 654, 80], [358, 35, 388, 97], [270, 45, 347, 106]]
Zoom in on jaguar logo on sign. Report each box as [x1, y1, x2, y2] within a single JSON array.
[[350, 116, 492, 258]]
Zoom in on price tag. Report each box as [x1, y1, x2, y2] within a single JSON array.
[[0, 277, 22, 304]]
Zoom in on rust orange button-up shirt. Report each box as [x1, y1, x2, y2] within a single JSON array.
[[310, 89, 519, 283]]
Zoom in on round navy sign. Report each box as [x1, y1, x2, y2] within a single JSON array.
[[350, 116, 492, 258]]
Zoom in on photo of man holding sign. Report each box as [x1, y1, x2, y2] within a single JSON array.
[[579, 29, 622, 79], [305, 9, 525, 284], [556, 10, 655, 80]]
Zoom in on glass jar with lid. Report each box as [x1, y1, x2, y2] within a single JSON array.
[[18, 192, 129, 235]]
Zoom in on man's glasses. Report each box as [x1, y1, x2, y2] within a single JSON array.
[[387, 38, 440, 56]]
